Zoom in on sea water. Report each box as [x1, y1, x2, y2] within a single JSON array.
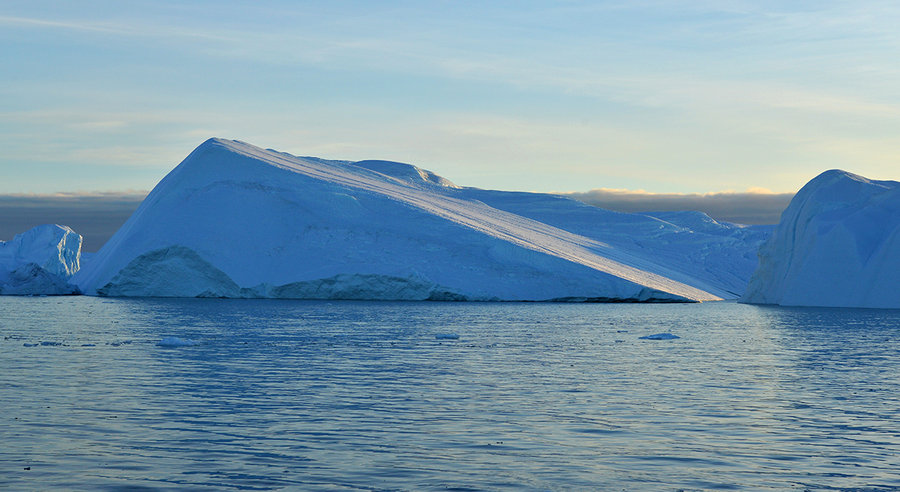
[[1, 297, 899, 491]]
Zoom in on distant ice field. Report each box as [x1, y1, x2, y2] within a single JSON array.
[[2, 297, 899, 490]]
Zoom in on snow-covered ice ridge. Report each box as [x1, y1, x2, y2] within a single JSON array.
[[0, 224, 82, 295], [69, 138, 770, 301], [742, 170, 900, 308]]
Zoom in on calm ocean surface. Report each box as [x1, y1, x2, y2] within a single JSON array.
[[1, 297, 899, 491]]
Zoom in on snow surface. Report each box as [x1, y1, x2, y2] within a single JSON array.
[[0, 224, 81, 295], [742, 170, 900, 308], [71, 138, 770, 301]]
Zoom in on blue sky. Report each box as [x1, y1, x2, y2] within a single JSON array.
[[2, 0, 898, 195]]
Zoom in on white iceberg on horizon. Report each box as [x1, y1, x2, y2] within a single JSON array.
[[0, 224, 82, 295], [741, 170, 900, 309], [69, 138, 769, 302]]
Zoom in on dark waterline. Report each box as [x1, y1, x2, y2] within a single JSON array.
[[2, 297, 899, 490]]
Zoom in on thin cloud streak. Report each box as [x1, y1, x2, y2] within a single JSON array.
[[0, 14, 131, 34], [0, 14, 232, 42]]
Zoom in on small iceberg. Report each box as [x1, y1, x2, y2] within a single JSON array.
[[435, 333, 460, 340], [639, 333, 680, 340], [157, 337, 198, 347]]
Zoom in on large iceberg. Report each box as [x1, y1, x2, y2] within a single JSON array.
[[0, 224, 82, 295], [71, 138, 770, 301], [742, 170, 900, 308]]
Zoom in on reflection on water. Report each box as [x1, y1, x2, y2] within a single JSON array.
[[1, 297, 899, 490]]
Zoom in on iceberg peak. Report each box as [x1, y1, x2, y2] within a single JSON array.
[[352, 160, 459, 188]]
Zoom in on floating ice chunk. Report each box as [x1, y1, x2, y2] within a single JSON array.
[[639, 333, 680, 340], [157, 337, 197, 347], [435, 333, 460, 340]]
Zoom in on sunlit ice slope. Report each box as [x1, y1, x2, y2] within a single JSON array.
[[448, 191, 771, 298], [742, 170, 900, 308], [74, 138, 732, 301]]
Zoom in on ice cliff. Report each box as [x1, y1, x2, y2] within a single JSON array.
[[0, 224, 82, 295], [742, 170, 900, 308], [70, 138, 770, 301]]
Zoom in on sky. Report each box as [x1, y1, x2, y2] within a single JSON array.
[[1, 1, 898, 208]]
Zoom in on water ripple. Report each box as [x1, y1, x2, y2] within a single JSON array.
[[2, 297, 899, 490]]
